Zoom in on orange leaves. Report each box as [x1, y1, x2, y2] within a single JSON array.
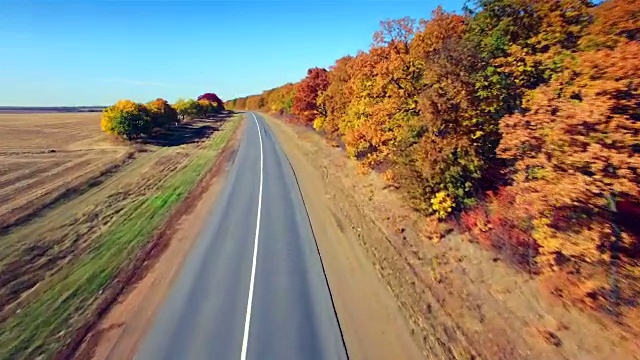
[[497, 40, 640, 274], [581, 0, 640, 49], [411, 7, 464, 59]]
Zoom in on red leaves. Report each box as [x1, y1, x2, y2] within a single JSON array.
[[197, 93, 225, 110], [291, 68, 330, 126]]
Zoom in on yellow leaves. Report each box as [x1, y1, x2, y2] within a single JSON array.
[[431, 190, 454, 219], [100, 99, 150, 140], [312, 117, 324, 132]]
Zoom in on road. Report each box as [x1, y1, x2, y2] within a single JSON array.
[[136, 112, 348, 360]]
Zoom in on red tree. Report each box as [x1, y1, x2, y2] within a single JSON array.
[[292, 68, 330, 125], [197, 93, 225, 110]]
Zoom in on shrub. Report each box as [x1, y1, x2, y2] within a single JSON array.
[[146, 98, 178, 129], [100, 100, 151, 140]]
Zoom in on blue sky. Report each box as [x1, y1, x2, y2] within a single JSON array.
[[0, 0, 465, 106]]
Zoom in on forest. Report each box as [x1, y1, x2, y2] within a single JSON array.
[[226, 0, 640, 327]]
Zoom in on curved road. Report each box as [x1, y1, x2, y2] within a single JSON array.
[[136, 113, 348, 360]]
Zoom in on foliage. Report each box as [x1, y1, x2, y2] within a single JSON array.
[[100, 100, 151, 140], [580, 0, 640, 50], [292, 68, 330, 126], [315, 56, 353, 138], [174, 98, 200, 121], [197, 92, 225, 110], [498, 41, 640, 270], [197, 99, 219, 118], [235, 97, 247, 110], [145, 98, 179, 129]]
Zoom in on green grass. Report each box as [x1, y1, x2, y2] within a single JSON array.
[[0, 115, 241, 359]]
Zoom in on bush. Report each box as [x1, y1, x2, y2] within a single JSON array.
[[146, 98, 178, 129], [174, 98, 199, 122], [100, 100, 151, 140]]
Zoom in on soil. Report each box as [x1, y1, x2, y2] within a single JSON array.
[[262, 113, 640, 360], [0, 113, 130, 232]]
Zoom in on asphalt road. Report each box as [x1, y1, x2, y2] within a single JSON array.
[[136, 113, 348, 360]]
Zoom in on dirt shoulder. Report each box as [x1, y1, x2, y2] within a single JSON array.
[[75, 118, 245, 360], [262, 113, 640, 360]]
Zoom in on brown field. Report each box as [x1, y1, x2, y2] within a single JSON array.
[[0, 113, 131, 231]]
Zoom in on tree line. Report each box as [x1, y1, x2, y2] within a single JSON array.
[[227, 0, 640, 321], [101, 93, 225, 140]]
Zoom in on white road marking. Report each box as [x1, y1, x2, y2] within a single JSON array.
[[240, 112, 264, 360]]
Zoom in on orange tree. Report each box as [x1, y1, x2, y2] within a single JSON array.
[[146, 98, 178, 129], [498, 40, 640, 271], [315, 56, 354, 138]]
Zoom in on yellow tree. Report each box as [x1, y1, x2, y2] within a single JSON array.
[[101, 100, 151, 140]]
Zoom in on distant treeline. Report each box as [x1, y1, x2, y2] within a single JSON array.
[[0, 106, 107, 113]]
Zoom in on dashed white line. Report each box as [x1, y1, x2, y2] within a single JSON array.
[[240, 112, 264, 360]]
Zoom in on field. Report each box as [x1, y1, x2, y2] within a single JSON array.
[[0, 113, 131, 231], [0, 112, 241, 358]]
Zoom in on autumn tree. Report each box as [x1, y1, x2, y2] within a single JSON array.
[[174, 98, 200, 121], [497, 40, 640, 284], [235, 97, 247, 110], [580, 0, 640, 50], [390, 10, 502, 216], [197, 93, 225, 110], [101, 100, 151, 140], [465, 0, 593, 113], [315, 56, 354, 138], [146, 98, 179, 128], [196, 100, 218, 118], [335, 17, 425, 169], [263, 83, 297, 114], [292, 67, 330, 126]]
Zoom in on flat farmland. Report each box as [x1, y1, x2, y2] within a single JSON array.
[[0, 111, 242, 359], [0, 113, 131, 230]]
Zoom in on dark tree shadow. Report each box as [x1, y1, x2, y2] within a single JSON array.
[[142, 111, 236, 147]]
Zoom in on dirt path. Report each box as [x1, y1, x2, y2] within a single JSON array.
[[75, 120, 245, 360]]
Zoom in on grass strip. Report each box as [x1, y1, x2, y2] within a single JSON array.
[[0, 115, 241, 359]]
